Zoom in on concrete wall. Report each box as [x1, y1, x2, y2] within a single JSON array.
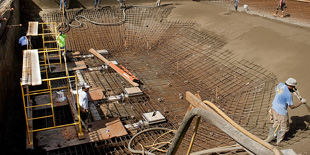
[[0, 0, 26, 154]]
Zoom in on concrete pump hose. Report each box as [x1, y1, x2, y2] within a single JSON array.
[[128, 127, 175, 155], [167, 108, 277, 155], [202, 100, 282, 155]]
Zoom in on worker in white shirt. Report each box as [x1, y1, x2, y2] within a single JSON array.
[[71, 84, 90, 121]]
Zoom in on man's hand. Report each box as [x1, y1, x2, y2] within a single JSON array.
[[301, 98, 307, 104]]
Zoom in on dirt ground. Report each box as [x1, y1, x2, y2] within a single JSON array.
[[166, 1, 310, 154]]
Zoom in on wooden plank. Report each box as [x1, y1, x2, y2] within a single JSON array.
[[124, 87, 143, 96], [185, 91, 216, 115], [96, 118, 128, 140], [88, 48, 139, 87], [88, 87, 105, 101], [26, 21, 38, 36], [36, 118, 127, 151], [21, 49, 41, 86], [30, 49, 42, 86]]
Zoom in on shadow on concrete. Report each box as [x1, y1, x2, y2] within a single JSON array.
[[69, 0, 86, 9], [284, 115, 310, 141]]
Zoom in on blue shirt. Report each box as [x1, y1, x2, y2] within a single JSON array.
[[272, 83, 293, 115], [19, 36, 28, 46]]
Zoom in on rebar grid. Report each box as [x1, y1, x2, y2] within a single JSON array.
[[39, 5, 310, 154]]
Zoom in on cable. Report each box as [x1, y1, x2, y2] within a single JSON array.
[[58, 3, 173, 31], [128, 127, 176, 155]]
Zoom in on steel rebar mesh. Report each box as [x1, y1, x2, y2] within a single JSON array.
[[38, 5, 309, 154]]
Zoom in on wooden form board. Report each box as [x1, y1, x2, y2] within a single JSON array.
[[88, 87, 106, 101], [27, 21, 38, 36], [36, 118, 127, 151], [22, 49, 42, 86], [88, 48, 139, 87], [90, 118, 128, 140], [124, 87, 143, 96]]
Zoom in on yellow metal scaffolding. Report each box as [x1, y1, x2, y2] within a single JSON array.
[[27, 22, 65, 79], [20, 76, 84, 146], [22, 21, 83, 148]]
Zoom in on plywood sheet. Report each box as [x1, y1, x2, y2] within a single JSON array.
[[89, 87, 105, 101], [51, 61, 87, 73], [96, 118, 128, 140], [36, 118, 127, 151], [124, 87, 143, 96]]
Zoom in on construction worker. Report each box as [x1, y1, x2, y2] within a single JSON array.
[[95, 0, 101, 8], [19, 35, 29, 50], [156, 0, 161, 6], [273, 0, 287, 18], [71, 84, 90, 121], [267, 78, 306, 144], [234, 0, 239, 11], [60, 0, 67, 10], [118, 0, 126, 8], [56, 31, 66, 56]]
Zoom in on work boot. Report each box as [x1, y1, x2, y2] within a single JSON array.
[[273, 13, 277, 17], [280, 14, 284, 18], [276, 130, 285, 145]]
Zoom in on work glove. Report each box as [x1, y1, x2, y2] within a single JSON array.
[[301, 98, 307, 104]]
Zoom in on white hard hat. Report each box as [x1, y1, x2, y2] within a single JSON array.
[[82, 83, 90, 89], [285, 78, 297, 87]]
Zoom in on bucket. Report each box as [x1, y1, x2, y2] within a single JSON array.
[[56, 90, 66, 102], [244, 5, 248, 12]]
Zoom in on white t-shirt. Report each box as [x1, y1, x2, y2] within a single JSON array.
[[72, 89, 88, 110]]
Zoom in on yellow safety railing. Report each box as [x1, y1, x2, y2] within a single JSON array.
[[22, 21, 76, 148], [20, 75, 83, 146], [26, 22, 65, 79]]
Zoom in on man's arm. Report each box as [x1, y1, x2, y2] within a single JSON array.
[[289, 98, 307, 109]]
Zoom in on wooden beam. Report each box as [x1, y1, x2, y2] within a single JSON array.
[[88, 48, 139, 87]]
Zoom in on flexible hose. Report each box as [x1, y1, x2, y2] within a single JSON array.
[[128, 127, 176, 155], [59, 3, 173, 30], [202, 100, 282, 155]]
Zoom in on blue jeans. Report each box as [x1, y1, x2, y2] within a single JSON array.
[[95, 0, 101, 7], [61, 46, 67, 56], [60, 0, 67, 8]]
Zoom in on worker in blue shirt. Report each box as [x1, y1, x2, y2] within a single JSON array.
[[234, 0, 239, 11], [19, 36, 29, 50], [60, 0, 67, 10], [267, 78, 306, 144]]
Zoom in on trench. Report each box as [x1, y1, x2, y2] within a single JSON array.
[[1, 0, 310, 155]]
